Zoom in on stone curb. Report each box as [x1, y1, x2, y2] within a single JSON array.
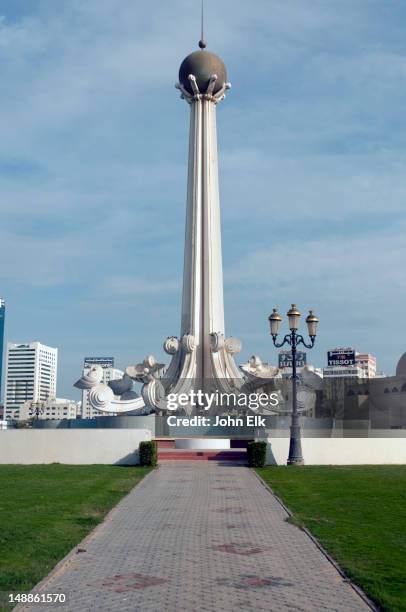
[[251, 469, 379, 612]]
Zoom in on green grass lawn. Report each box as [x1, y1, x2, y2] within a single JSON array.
[[256, 465, 406, 612], [0, 465, 151, 609]]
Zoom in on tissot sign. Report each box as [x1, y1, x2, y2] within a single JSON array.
[[327, 349, 355, 367], [279, 351, 306, 368]]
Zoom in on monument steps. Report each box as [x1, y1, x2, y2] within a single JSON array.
[[156, 439, 176, 448], [157, 449, 247, 462]]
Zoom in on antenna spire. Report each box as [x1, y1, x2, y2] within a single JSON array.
[[199, 0, 206, 48]]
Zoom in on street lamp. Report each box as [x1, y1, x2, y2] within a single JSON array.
[[29, 401, 44, 421], [268, 305, 319, 465]]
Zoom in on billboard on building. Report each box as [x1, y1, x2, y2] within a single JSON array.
[[327, 348, 355, 367], [84, 357, 114, 369], [279, 351, 307, 369]]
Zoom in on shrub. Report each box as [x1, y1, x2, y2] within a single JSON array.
[[139, 441, 157, 467], [247, 441, 267, 467]]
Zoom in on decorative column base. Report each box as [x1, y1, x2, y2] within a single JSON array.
[[287, 425, 304, 466]]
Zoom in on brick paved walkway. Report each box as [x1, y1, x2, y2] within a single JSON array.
[[19, 463, 371, 612]]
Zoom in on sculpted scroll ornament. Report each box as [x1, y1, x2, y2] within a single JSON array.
[[88, 383, 115, 412], [164, 336, 180, 355], [125, 355, 170, 412], [210, 332, 225, 352], [225, 337, 242, 355], [141, 377, 167, 412], [182, 334, 196, 353], [74, 365, 103, 390], [74, 366, 147, 414], [126, 355, 165, 384]]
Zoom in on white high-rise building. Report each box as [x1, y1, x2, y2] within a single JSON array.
[[4, 342, 58, 420]]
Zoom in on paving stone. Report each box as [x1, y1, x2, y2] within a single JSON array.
[[17, 463, 371, 612]]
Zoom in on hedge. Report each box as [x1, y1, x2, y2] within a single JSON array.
[[247, 441, 267, 467], [139, 441, 157, 466]]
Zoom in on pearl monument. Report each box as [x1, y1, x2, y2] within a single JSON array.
[[75, 40, 277, 415]]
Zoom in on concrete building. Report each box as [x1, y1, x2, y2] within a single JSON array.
[[20, 397, 78, 421], [323, 347, 379, 380], [0, 299, 5, 402], [355, 353, 377, 378], [318, 352, 406, 426], [80, 358, 123, 419], [4, 342, 58, 420], [323, 366, 365, 379]]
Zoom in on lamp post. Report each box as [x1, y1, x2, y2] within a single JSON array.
[[29, 401, 44, 421], [268, 305, 319, 465]]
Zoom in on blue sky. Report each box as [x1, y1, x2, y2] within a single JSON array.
[[1, 0, 406, 398]]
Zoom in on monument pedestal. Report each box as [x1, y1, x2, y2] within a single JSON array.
[[175, 438, 230, 449]]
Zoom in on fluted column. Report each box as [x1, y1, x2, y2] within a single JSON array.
[[180, 96, 225, 380]]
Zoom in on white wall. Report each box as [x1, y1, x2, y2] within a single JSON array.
[[1, 431, 404, 465], [265, 437, 406, 465], [0, 429, 151, 465]]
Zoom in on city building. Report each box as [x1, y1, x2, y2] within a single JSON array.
[[0, 299, 5, 402], [80, 357, 123, 419], [323, 347, 379, 379], [327, 352, 406, 429], [4, 342, 58, 420], [355, 353, 377, 378], [19, 397, 79, 421], [323, 366, 364, 379]]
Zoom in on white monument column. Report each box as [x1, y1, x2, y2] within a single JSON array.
[[172, 41, 244, 388], [180, 58, 226, 379], [75, 40, 248, 414]]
